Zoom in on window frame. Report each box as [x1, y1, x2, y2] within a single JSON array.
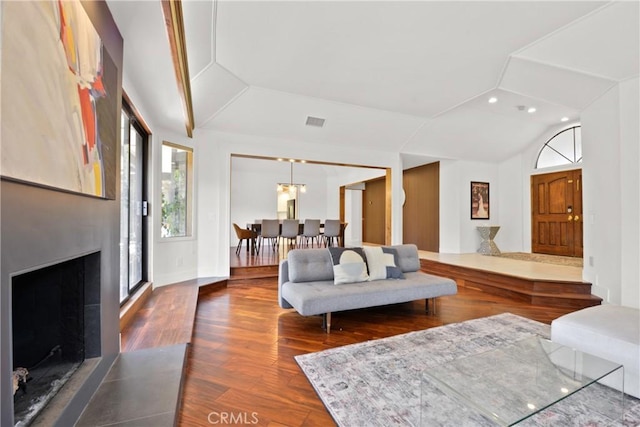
[[535, 125, 582, 170], [160, 141, 194, 239]]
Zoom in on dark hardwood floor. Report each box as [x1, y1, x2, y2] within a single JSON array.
[[177, 248, 573, 426]]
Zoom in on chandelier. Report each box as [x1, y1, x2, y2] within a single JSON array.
[[277, 160, 306, 195]]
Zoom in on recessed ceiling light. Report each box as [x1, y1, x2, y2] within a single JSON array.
[[561, 117, 569, 122], [527, 107, 537, 113], [488, 97, 498, 104]]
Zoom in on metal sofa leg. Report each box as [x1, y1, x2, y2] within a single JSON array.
[[322, 312, 332, 333], [425, 298, 435, 315], [425, 298, 437, 315]]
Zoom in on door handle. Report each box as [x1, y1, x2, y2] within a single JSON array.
[[574, 215, 580, 222], [568, 215, 573, 221]]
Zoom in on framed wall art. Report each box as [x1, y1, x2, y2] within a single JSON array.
[[1, 0, 118, 199], [471, 181, 490, 219]]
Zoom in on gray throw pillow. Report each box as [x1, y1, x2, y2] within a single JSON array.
[[327, 247, 369, 285]]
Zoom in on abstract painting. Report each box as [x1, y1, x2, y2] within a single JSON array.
[[1, 0, 117, 199]]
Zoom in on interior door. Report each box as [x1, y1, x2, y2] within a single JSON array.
[[531, 169, 583, 257], [362, 177, 386, 245]]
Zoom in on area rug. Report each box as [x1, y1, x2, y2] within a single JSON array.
[[295, 314, 640, 426], [492, 252, 583, 268]]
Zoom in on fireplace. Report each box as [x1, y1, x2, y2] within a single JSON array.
[[11, 252, 101, 426]]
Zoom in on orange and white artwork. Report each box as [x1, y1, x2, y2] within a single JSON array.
[[1, 0, 117, 198]]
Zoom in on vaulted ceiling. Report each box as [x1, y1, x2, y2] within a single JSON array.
[[107, 0, 639, 164]]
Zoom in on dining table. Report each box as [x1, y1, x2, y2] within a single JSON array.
[[246, 221, 347, 254]]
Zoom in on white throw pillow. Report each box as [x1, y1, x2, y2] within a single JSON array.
[[363, 246, 405, 281]]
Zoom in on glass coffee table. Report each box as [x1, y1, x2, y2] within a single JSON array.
[[421, 336, 624, 426]]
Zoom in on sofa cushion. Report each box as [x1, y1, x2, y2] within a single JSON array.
[[551, 304, 640, 399], [384, 244, 420, 272], [328, 247, 369, 285], [363, 246, 405, 280], [287, 249, 334, 283], [281, 271, 457, 316]]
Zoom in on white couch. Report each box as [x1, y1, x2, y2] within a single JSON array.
[[551, 304, 640, 399]]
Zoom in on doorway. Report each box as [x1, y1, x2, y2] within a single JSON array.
[[531, 169, 582, 257], [119, 100, 149, 304]]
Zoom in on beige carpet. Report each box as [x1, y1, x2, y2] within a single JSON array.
[[493, 252, 583, 268]]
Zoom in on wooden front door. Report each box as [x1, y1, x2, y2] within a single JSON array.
[[531, 169, 583, 257]]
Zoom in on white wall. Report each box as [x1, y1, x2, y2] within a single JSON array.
[[196, 130, 227, 280], [344, 189, 363, 246], [497, 154, 526, 252], [439, 160, 500, 253], [581, 85, 623, 303], [439, 160, 462, 253], [619, 77, 640, 308], [580, 77, 640, 308], [229, 166, 330, 245], [150, 128, 200, 287]]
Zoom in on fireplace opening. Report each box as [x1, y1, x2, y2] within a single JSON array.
[[11, 252, 100, 426]]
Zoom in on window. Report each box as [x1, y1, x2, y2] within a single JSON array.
[[161, 142, 193, 238], [120, 101, 149, 304], [536, 126, 582, 169]]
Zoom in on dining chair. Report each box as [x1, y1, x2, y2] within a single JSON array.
[[302, 219, 321, 247], [258, 219, 280, 254], [281, 219, 300, 248], [232, 223, 258, 255], [323, 219, 342, 247]]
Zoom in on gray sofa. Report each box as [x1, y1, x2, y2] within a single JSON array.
[[278, 244, 457, 332]]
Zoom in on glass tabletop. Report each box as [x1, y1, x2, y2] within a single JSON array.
[[422, 336, 624, 426]]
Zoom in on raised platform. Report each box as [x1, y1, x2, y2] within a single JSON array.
[[419, 251, 601, 310], [120, 277, 226, 351]]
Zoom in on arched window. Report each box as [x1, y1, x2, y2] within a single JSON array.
[[535, 126, 582, 169]]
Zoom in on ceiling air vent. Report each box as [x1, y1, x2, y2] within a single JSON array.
[[305, 116, 326, 127]]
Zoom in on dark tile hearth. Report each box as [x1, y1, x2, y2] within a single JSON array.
[[75, 344, 187, 427]]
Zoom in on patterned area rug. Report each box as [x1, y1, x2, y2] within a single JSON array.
[[492, 252, 583, 268], [295, 314, 639, 426]]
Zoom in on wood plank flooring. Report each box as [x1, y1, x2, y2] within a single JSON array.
[[121, 277, 226, 352], [177, 275, 573, 426]]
